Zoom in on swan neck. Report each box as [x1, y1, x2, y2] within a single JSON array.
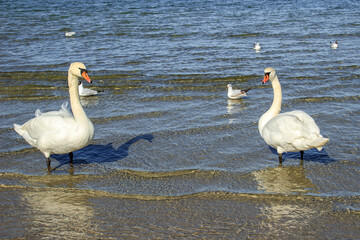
[[259, 75, 282, 133], [269, 75, 282, 115], [68, 72, 87, 122]]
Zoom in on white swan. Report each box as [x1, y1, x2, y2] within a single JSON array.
[[253, 43, 261, 51], [227, 84, 251, 99], [14, 62, 95, 172], [258, 67, 329, 163], [78, 81, 102, 96], [330, 41, 338, 49]]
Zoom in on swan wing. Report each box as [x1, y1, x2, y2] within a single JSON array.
[[285, 110, 321, 135], [19, 111, 76, 141], [14, 102, 77, 152], [15, 112, 92, 156], [262, 110, 323, 152]]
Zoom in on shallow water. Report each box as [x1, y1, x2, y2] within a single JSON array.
[[1, 0, 360, 239]]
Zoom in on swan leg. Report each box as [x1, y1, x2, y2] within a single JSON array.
[[278, 153, 283, 164], [300, 151, 304, 160], [46, 158, 52, 172], [69, 152, 74, 166]]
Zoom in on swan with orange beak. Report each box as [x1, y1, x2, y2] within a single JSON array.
[[14, 62, 95, 172], [258, 67, 329, 163]]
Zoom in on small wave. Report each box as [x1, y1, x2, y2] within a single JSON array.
[[91, 111, 166, 124], [0, 71, 66, 81], [124, 60, 147, 66], [0, 95, 65, 102], [0, 146, 38, 157], [138, 95, 218, 102], [121, 168, 198, 178], [292, 95, 359, 103], [325, 65, 360, 71], [0, 182, 243, 201], [228, 33, 261, 38], [1, 180, 356, 202]]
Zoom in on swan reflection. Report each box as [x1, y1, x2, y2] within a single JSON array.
[[253, 164, 318, 194], [22, 188, 96, 238], [253, 164, 318, 237]]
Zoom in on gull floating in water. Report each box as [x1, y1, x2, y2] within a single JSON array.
[[65, 31, 76, 37], [227, 84, 251, 99], [79, 81, 102, 96], [253, 43, 261, 51], [330, 41, 338, 49]]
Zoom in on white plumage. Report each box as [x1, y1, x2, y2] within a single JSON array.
[[258, 67, 329, 163], [227, 84, 251, 99], [253, 43, 261, 51], [78, 81, 101, 96], [14, 62, 94, 172], [330, 41, 338, 49], [65, 31, 76, 37]]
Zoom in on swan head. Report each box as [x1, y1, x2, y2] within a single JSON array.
[[69, 62, 92, 83], [227, 84, 232, 89], [262, 67, 276, 84]]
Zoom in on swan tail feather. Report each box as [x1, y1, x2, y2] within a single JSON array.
[[61, 101, 70, 111], [14, 123, 38, 147], [35, 109, 42, 117], [314, 137, 329, 151], [14, 123, 24, 135]]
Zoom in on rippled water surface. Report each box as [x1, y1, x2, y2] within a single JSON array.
[[1, 0, 360, 239]]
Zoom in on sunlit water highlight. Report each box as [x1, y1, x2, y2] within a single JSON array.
[[0, 0, 359, 238]]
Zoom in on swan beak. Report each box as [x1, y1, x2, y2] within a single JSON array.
[[81, 71, 92, 83], [262, 74, 269, 84]]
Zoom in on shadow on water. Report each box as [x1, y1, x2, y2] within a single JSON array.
[[52, 134, 154, 170], [268, 147, 336, 165]]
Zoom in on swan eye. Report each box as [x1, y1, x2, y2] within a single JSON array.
[[79, 68, 88, 75]]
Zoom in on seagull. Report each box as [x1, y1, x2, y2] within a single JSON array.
[[78, 81, 102, 96], [253, 43, 261, 51], [65, 31, 76, 37], [330, 41, 338, 49], [227, 84, 251, 99]]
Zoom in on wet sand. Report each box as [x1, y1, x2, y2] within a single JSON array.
[[1, 183, 359, 239]]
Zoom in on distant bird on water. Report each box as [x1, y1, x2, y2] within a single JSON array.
[[227, 84, 251, 99], [78, 81, 103, 97], [253, 43, 261, 51], [330, 41, 338, 49], [65, 31, 76, 37]]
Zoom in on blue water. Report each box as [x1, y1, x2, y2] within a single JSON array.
[[0, 0, 360, 238], [1, 0, 359, 75]]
